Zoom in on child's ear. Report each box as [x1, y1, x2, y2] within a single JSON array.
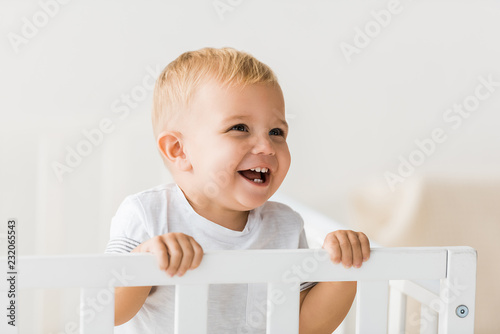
[[157, 131, 192, 171]]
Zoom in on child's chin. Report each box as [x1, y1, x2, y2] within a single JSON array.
[[238, 194, 271, 210]]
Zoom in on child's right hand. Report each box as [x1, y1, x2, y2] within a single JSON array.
[[131, 232, 204, 277]]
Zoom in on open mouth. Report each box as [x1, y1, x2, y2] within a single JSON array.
[[237, 167, 270, 186]]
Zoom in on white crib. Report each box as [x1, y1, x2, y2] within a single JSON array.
[[0, 246, 476, 334]]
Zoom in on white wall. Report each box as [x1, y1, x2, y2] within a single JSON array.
[[1, 0, 499, 332], [2, 0, 500, 255]]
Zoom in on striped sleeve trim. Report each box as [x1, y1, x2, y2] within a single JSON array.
[[104, 237, 141, 254], [300, 281, 318, 292]]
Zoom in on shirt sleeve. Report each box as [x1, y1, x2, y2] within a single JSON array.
[[294, 210, 319, 292], [298, 227, 309, 249], [104, 195, 151, 254]]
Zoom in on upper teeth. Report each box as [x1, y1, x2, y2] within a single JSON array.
[[250, 167, 268, 173]]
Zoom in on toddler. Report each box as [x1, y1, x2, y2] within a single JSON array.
[[105, 47, 370, 333]]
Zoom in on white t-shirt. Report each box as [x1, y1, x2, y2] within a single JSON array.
[[105, 183, 317, 334]]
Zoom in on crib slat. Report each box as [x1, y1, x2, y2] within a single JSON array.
[[80, 287, 114, 334], [356, 281, 389, 334], [266, 282, 300, 334], [388, 284, 406, 334], [174, 284, 209, 334], [390, 280, 440, 312], [420, 304, 438, 334]]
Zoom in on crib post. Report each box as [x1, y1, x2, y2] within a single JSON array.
[[355, 281, 389, 334], [174, 284, 209, 334], [438, 247, 476, 333], [80, 287, 115, 334]]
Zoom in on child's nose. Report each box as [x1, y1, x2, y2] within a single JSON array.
[[251, 135, 275, 156]]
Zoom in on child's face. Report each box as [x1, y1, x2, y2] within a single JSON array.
[[179, 79, 291, 211]]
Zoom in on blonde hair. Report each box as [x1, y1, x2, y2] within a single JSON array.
[[152, 47, 279, 140]]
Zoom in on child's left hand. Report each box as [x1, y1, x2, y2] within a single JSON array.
[[322, 230, 370, 269]]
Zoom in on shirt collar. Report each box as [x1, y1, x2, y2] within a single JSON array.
[[172, 183, 261, 238]]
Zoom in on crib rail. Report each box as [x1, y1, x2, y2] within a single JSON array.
[[0, 247, 476, 334]]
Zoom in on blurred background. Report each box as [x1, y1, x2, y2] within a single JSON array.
[[1, 0, 499, 333]]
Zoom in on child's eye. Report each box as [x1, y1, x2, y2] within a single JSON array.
[[230, 124, 248, 132], [269, 128, 285, 136]]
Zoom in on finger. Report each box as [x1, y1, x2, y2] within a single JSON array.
[[347, 231, 363, 268], [189, 237, 204, 270], [336, 231, 353, 268], [148, 236, 170, 272], [358, 232, 371, 262], [322, 233, 342, 264], [164, 234, 183, 277], [176, 235, 195, 276]]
